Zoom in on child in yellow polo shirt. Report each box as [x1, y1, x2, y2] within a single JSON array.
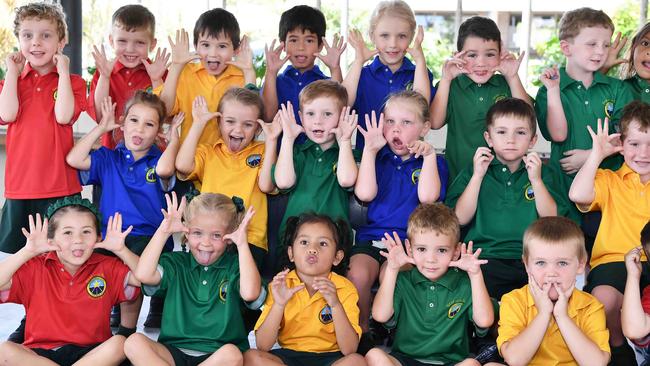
[[498, 217, 610, 366], [569, 100, 650, 365], [244, 213, 364, 366]]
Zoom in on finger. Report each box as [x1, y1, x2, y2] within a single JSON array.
[[123, 225, 133, 236]]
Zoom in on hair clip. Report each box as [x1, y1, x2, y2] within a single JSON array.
[[232, 196, 245, 213]]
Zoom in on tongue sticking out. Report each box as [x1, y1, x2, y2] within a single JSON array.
[[228, 136, 244, 152], [196, 250, 212, 264], [132, 136, 143, 146], [72, 249, 84, 258]]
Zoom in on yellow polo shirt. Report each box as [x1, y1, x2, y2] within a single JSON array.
[[182, 139, 267, 251], [154, 62, 244, 146], [578, 164, 650, 268], [254, 270, 362, 353], [497, 285, 610, 366]]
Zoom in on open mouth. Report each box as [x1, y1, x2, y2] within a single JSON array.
[[293, 55, 309, 63], [131, 136, 143, 146], [30, 51, 45, 58], [72, 249, 85, 258], [642, 61, 650, 69], [227, 135, 244, 152], [196, 250, 213, 264], [206, 60, 222, 72], [311, 129, 326, 139], [391, 137, 405, 150]]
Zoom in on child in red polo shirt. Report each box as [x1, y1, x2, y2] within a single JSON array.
[[88, 4, 169, 149], [0, 197, 141, 366]]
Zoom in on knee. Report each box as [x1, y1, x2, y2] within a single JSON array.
[[243, 349, 264, 366], [219, 344, 243, 366], [0, 342, 23, 365], [124, 333, 147, 358], [591, 286, 622, 314], [347, 265, 372, 289], [364, 347, 387, 365]]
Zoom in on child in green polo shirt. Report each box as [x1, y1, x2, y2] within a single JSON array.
[[365, 203, 494, 365], [124, 192, 266, 365], [429, 16, 531, 182]]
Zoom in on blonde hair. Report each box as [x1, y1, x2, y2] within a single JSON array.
[[523, 217, 586, 262], [369, 0, 416, 40], [13, 2, 68, 42], [407, 203, 460, 243], [217, 87, 264, 120], [385, 90, 430, 124], [183, 193, 244, 234]]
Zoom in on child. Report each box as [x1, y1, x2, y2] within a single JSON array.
[[498, 216, 610, 366], [0, 197, 140, 365], [274, 80, 359, 243], [429, 16, 531, 181], [349, 90, 448, 340], [0, 2, 86, 255], [621, 222, 650, 365], [66, 91, 181, 332], [568, 101, 650, 365], [342, 0, 433, 150], [446, 98, 564, 300], [535, 7, 634, 222], [88, 4, 169, 149], [620, 22, 650, 104], [175, 88, 281, 267], [365, 203, 494, 366], [261, 5, 346, 125], [124, 192, 264, 365], [155, 8, 255, 148], [244, 213, 364, 366]]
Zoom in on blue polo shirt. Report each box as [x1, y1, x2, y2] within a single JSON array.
[[353, 57, 436, 150], [355, 146, 448, 243], [82, 143, 174, 237]]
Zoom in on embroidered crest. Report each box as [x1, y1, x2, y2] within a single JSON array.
[[246, 154, 262, 168], [524, 183, 535, 201], [332, 163, 338, 175], [319, 304, 333, 324], [219, 279, 229, 303], [603, 99, 615, 119], [87, 276, 106, 298], [53, 88, 58, 101], [411, 168, 421, 184], [144, 86, 153, 94], [493, 94, 508, 103], [448, 302, 463, 319], [404, 81, 414, 91], [145, 167, 157, 183]]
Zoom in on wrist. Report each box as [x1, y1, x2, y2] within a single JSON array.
[[282, 134, 297, 144], [243, 69, 256, 84]]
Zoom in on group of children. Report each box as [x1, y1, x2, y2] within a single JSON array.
[[1, 1, 650, 365]]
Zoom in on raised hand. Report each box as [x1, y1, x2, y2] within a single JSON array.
[[552, 282, 575, 319], [258, 111, 282, 141], [91, 45, 116, 77], [192, 95, 219, 126], [21, 214, 57, 255], [228, 35, 254, 73], [169, 29, 200, 66], [357, 111, 386, 153], [440, 51, 468, 82], [279, 101, 304, 140], [625, 246, 645, 280], [159, 112, 185, 144], [348, 28, 377, 63], [406, 26, 425, 63], [559, 149, 590, 175], [525, 151, 543, 182], [98, 96, 120, 133], [142, 47, 170, 82], [495, 50, 525, 79], [586, 118, 623, 161], [473, 147, 494, 178], [5, 52, 26, 75], [316, 34, 346, 70], [449, 241, 487, 276], [330, 106, 358, 143], [407, 140, 435, 159], [313, 277, 341, 307], [602, 31, 629, 71], [271, 268, 304, 306], [160, 192, 187, 234], [264, 39, 289, 75], [380, 231, 415, 271], [223, 206, 256, 249], [95, 212, 133, 252], [528, 275, 554, 315], [539, 66, 560, 90], [52, 53, 70, 74]]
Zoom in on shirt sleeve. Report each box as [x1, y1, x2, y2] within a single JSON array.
[[534, 86, 551, 142], [70, 75, 88, 125], [83, 147, 112, 185], [181, 143, 208, 182], [86, 71, 101, 121], [444, 167, 472, 209], [0, 257, 39, 305], [109, 257, 141, 304], [496, 290, 528, 354], [576, 297, 610, 355], [142, 252, 176, 297], [579, 169, 610, 213]]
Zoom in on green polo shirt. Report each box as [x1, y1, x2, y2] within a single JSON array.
[[143, 251, 265, 353], [625, 75, 650, 104], [445, 158, 567, 259], [442, 74, 512, 181], [387, 267, 491, 364], [274, 140, 361, 241]]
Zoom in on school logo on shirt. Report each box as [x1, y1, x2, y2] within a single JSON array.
[[603, 99, 615, 119], [52, 88, 58, 101], [145, 167, 157, 183], [332, 163, 338, 176], [319, 304, 333, 324], [87, 276, 106, 298], [218, 279, 229, 303], [448, 302, 463, 319], [524, 183, 535, 201], [144, 86, 153, 94], [493, 94, 508, 103], [404, 81, 414, 91], [411, 168, 421, 185], [246, 154, 262, 168]]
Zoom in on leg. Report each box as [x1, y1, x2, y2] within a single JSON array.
[[364, 348, 400, 366], [73, 335, 126, 366], [242, 349, 286, 366], [124, 333, 174, 366], [0, 341, 57, 366], [347, 254, 380, 332], [591, 285, 624, 345], [120, 293, 143, 328], [199, 344, 243, 366], [332, 353, 367, 366]]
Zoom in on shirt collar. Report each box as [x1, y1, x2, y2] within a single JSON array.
[[377, 145, 418, 164], [298, 138, 338, 153], [115, 142, 162, 159], [21, 62, 56, 79], [192, 62, 244, 79], [559, 67, 611, 90], [369, 56, 415, 74], [113, 59, 147, 74], [488, 155, 526, 172], [456, 73, 502, 89], [633, 74, 650, 88], [525, 286, 590, 318], [283, 64, 326, 79], [617, 163, 648, 185], [411, 267, 461, 290], [286, 269, 343, 289]]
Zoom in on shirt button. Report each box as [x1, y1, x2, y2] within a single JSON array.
[[126, 154, 131, 158], [69, 281, 73, 286], [585, 101, 589, 105], [429, 303, 434, 308], [315, 147, 320, 151], [298, 82, 302, 86], [577, 85, 581, 89], [129, 167, 133, 171], [318, 158, 322, 162], [202, 280, 207, 285], [645, 89, 649, 93], [389, 80, 393, 84], [507, 181, 512, 186], [477, 84, 482, 87], [36, 87, 41, 92], [430, 285, 435, 290], [204, 267, 209, 271], [397, 166, 401, 170], [60, 268, 64, 272], [385, 68, 389, 72], [295, 72, 299, 76], [479, 97, 484, 101], [502, 167, 507, 172], [128, 82, 132, 86]]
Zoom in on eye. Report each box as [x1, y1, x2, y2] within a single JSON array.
[[83, 229, 93, 235], [191, 230, 202, 237], [128, 117, 138, 123], [416, 247, 426, 252], [319, 240, 329, 247], [630, 142, 639, 147], [299, 239, 308, 246], [137, 41, 145, 45], [43, 33, 51, 39], [146, 122, 155, 128], [399, 34, 408, 39], [324, 112, 333, 117], [496, 130, 506, 135], [402, 120, 412, 125], [62, 230, 72, 236], [380, 33, 389, 39], [486, 52, 497, 58], [385, 119, 395, 125], [118, 39, 127, 44], [211, 233, 222, 240], [535, 260, 545, 266], [437, 248, 448, 254], [306, 38, 315, 44], [517, 130, 528, 135], [219, 44, 228, 49], [466, 52, 477, 58], [558, 261, 569, 267], [200, 42, 209, 48], [244, 122, 256, 129], [305, 111, 315, 117], [642, 40, 650, 47]]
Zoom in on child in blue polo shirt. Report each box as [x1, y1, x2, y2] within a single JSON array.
[[66, 91, 182, 334], [348, 90, 448, 350], [342, 0, 434, 150]]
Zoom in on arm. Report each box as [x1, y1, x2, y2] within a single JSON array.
[[334, 106, 359, 188], [156, 112, 184, 179], [141, 47, 171, 90], [408, 26, 431, 102], [622, 247, 650, 341], [175, 96, 217, 175], [261, 40, 288, 122], [408, 141, 440, 204], [158, 29, 200, 114], [90, 45, 116, 122], [274, 102, 303, 189], [449, 242, 493, 328], [93, 213, 140, 286], [354, 112, 385, 202], [454, 147, 492, 225], [0, 52, 25, 123], [539, 67, 567, 142], [312, 277, 361, 355], [53, 54, 75, 124], [496, 51, 532, 106], [429, 51, 468, 129], [342, 29, 377, 106], [223, 207, 261, 301], [317, 35, 346, 83], [258, 112, 282, 193], [525, 152, 557, 217], [228, 35, 256, 85]]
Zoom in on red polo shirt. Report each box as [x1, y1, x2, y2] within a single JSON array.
[[0, 252, 139, 349], [0, 63, 85, 199], [87, 60, 163, 149]]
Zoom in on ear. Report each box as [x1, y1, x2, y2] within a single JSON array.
[[522, 255, 530, 273], [108, 34, 114, 46], [576, 258, 587, 275], [420, 121, 431, 137], [529, 134, 538, 149], [298, 110, 303, 121], [453, 243, 461, 261], [149, 38, 158, 52], [483, 130, 493, 147], [287, 245, 295, 263], [559, 39, 571, 56], [333, 249, 345, 266]]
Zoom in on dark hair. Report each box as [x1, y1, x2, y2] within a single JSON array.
[[47, 205, 100, 239], [622, 22, 650, 79], [279, 5, 326, 46], [280, 213, 352, 275], [486, 97, 537, 134], [193, 8, 240, 49], [642, 221, 650, 248], [620, 100, 650, 142], [457, 16, 501, 52], [558, 7, 614, 41], [112, 4, 156, 36]]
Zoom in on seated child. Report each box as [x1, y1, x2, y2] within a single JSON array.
[[0, 198, 140, 366], [365, 203, 495, 366], [244, 213, 364, 366], [349, 90, 448, 338], [175, 88, 281, 268], [498, 216, 610, 366], [124, 192, 265, 365], [620, 23, 650, 104], [446, 98, 564, 299], [274, 80, 359, 243]]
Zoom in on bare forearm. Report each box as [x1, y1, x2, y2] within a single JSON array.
[[469, 272, 494, 328], [237, 245, 261, 302], [156, 139, 179, 179], [568, 153, 600, 205], [66, 125, 105, 170], [159, 65, 183, 113], [261, 73, 279, 122], [412, 59, 431, 102], [93, 76, 110, 122], [372, 267, 398, 323], [54, 72, 75, 124], [0, 248, 35, 290], [112, 247, 140, 282], [259, 139, 278, 193], [531, 180, 557, 217], [0, 72, 19, 122], [501, 312, 552, 366], [133, 227, 168, 285], [331, 302, 360, 354], [455, 175, 483, 225], [255, 303, 284, 351], [418, 154, 440, 204], [545, 89, 568, 142], [622, 276, 650, 340], [354, 148, 378, 202], [430, 79, 451, 129], [556, 315, 609, 366], [175, 125, 204, 175], [336, 141, 358, 188], [342, 60, 363, 106], [330, 66, 343, 83], [274, 137, 297, 189]]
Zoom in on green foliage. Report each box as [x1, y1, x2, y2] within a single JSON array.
[[253, 53, 265, 86], [423, 35, 454, 82]]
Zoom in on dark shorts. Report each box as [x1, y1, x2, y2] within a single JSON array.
[[581, 211, 602, 257], [584, 261, 629, 294], [390, 351, 457, 366], [0, 195, 79, 254], [270, 348, 344, 366], [350, 241, 385, 264], [480, 258, 527, 301], [162, 343, 210, 366], [32, 343, 101, 366]]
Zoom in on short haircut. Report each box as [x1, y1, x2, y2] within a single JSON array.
[[486, 97, 537, 134], [193, 8, 240, 49], [279, 5, 326, 46], [523, 217, 587, 262], [299, 80, 348, 111], [112, 4, 156, 37], [620, 100, 650, 142], [369, 0, 416, 40], [123, 90, 167, 129], [457, 16, 501, 52], [13, 2, 67, 42], [622, 23, 650, 79], [558, 7, 614, 41], [407, 203, 460, 244], [385, 90, 430, 123], [217, 87, 264, 120]]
